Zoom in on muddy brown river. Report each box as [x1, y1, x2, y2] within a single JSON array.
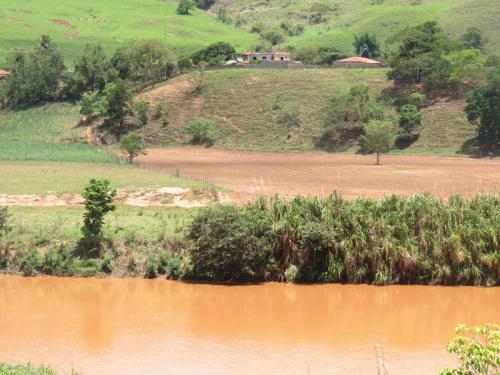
[[0, 276, 498, 374]]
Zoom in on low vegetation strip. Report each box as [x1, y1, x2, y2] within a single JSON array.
[[1, 192, 498, 286], [0, 363, 64, 375]]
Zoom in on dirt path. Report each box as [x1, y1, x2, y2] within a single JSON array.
[[0, 188, 212, 208], [139, 148, 500, 201]]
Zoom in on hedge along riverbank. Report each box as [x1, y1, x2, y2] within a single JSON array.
[[188, 193, 500, 285]]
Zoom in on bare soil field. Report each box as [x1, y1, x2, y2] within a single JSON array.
[[139, 148, 500, 201]]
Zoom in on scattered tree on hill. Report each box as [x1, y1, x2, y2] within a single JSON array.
[[79, 91, 104, 122], [111, 40, 176, 88], [461, 27, 486, 50], [194, 0, 214, 9], [177, 56, 192, 73], [280, 21, 304, 36], [464, 69, 500, 148], [261, 29, 285, 46], [362, 121, 395, 165], [7, 35, 65, 105], [75, 44, 110, 92], [103, 80, 132, 126], [309, 3, 331, 24], [445, 49, 486, 88], [185, 119, 218, 145], [133, 100, 150, 125], [217, 6, 232, 24], [398, 104, 422, 135], [292, 46, 345, 65], [81, 179, 116, 240], [177, 0, 195, 15], [191, 42, 236, 65], [387, 22, 458, 89], [251, 22, 265, 34], [353, 33, 380, 58], [119, 133, 147, 163]]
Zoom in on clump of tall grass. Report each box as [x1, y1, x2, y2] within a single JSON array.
[[190, 193, 499, 285]]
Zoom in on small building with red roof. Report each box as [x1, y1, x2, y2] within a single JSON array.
[[0, 69, 11, 82], [333, 57, 383, 68]]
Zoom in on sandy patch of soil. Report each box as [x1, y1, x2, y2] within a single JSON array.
[[138, 148, 500, 202], [0, 188, 212, 208], [51, 19, 76, 29]]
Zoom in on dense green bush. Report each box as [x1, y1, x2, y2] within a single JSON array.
[[185, 119, 219, 145], [0, 362, 60, 375], [191, 42, 236, 65], [188, 194, 500, 285], [188, 205, 272, 282]]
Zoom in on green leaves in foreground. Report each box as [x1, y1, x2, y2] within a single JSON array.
[[0, 362, 59, 375], [440, 324, 500, 375]]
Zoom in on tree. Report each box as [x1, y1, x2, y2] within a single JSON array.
[[81, 179, 116, 239], [262, 29, 285, 46], [409, 92, 426, 108], [292, 46, 345, 65], [103, 80, 132, 126], [362, 121, 395, 165], [75, 44, 109, 92], [464, 69, 500, 147], [119, 133, 147, 163], [191, 42, 236, 65], [445, 49, 486, 87], [185, 119, 218, 145], [353, 33, 380, 58], [177, 0, 194, 15], [133, 100, 150, 125], [399, 104, 422, 134], [188, 205, 271, 282], [6, 35, 65, 105], [461, 27, 485, 50], [440, 324, 499, 375], [387, 22, 457, 88], [79, 91, 104, 122]]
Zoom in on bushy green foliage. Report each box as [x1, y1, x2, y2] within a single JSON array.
[[461, 27, 486, 50], [18, 248, 42, 276], [119, 133, 147, 163], [6, 35, 65, 106], [101, 255, 113, 274], [409, 92, 426, 108], [177, 0, 195, 15], [0, 207, 9, 238], [309, 3, 331, 24], [133, 100, 150, 125], [144, 250, 183, 279], [185, 119, 218, 145], [41, 244, 77, 276], [261, 29, 285, 46], [103, 80, 132, 126], [399, 104, 422, 135], [188, 205, 271, 282], [465, 69, 500, 147], [440, 324, 500, 375], [353, 33, 380, 58], [75, 44, 110, 92], [279, 21, 304, 37], [362, 121, 395, 165], [81, 179, 116, 239], [292, 46, 345, 65], [79, 91, 104, 121], [191, 42, 236, 65]]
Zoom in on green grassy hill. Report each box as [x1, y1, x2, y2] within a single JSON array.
[[212, 0, 500, 54], [0, 0, 258, 66], [135, 68, 476, 155]]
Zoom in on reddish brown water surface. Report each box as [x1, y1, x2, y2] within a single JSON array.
[[0, 276, 498, 374]]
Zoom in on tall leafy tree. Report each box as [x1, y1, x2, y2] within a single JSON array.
[[464, 69, 500, 147], [7, 35, 65, 105], [103, 80, 132, 126], [362, 121, 395, 165], [353, 33, 380, 58], [75, 44, 110, 92]]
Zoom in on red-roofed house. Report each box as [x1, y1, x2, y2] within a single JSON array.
[[0, 69, 11, 82], [333, 57, 383, 68]]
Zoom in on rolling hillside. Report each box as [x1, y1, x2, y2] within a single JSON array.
[[0, 0, 258, 65], [134, 69, 476, 155], [211, 0, 500, 54]]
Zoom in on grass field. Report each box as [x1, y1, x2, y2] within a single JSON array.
[[0, 102, 118, 162], [0, 161, 204, 194], [215, 0, 500, 54], [0, 0, 258, 65], [7, 204, 197, 242], [137, 68, 477, 154]]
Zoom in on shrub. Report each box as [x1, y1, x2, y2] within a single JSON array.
[[276, 104, 300, 128], [81, 179, 117, 240], [79, 91, 104, 122], [284, 265, 299, 283], [41, 244, 76, 276], [440, 324, 500, 375], [191, 42, 235, 65], [133, 100, 150, 125], [188, 205, 272, 282], [185, 119, 218, 145], [409, 92, 426, 108], [0, 207, 9, 238], [353, 33, 380, 58], [18, 249, 42, 276], [399, 104, 422, 134], [177, 0, 194, 15], [101, 255, 113, 274], [261, 30, 285, 46]]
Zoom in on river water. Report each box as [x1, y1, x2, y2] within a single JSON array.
[[0, 276, 498, 374]]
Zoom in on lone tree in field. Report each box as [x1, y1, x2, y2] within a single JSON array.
[[362, 121, 395, 165], [177, 0, 194, 15], [81, 179, 116, 240], [119, 133, 147, 163]]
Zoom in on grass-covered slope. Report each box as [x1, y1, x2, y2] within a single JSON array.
[[137, 68, 476, 154], [214, 0, 500, 54], [0, 0, 258, 65]]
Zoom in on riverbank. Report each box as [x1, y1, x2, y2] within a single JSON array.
[[1, 193, 498, 286]]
